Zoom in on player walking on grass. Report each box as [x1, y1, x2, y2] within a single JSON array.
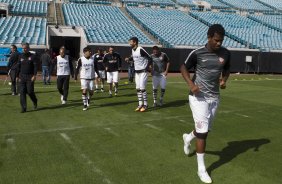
[[180, 24, 230, 183], [151, 46, 170, 107], [75, 47, 100, 111], [7, 44, 20, 95], [93, 48, 106, 92], [17, 43, 38, 113], [54, 46, 74, 105], [126, 37, 152, 112], [103, 46, 121, 97]]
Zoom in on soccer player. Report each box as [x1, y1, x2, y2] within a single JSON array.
[[17, 43, 38, 113], [151, 46, 170, 107], [180, 24, 230, 183], [54, 46, 74, 104], [75, 47, 100, 111], [7, 44, 20, 95], [126, 37, 152, 112], [103, 46, 121, 97], [93, 48, 106, 92]]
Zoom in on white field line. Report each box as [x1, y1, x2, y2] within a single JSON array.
[[60, 133, 113, 184], [144, 123, 162, 131], [235, 113, 250, 118], [1, 115, 191, 137], [179, 119, 186, 123], [104, 128, 119, 137], [3, 126, 85, 137]]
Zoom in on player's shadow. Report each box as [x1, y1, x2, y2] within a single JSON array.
[[206, 138, 270, 174], [160, 99, 188, 108], [33, 102, 83, 111]]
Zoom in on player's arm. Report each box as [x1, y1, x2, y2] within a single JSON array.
[[164, 54, 170, 76], [16, 56, 21, 79], [94, 59, 100, 79], [74, 58, 81, 80], [32, 55, 37, 82], [140, 48, 152, 71], [220, 51, 231, 89], [117, 53, 122, 70], [103, 54, 109, 71], [180, 50, 199, 94], [69, 57, 74, 78], [125, 55, 133, 62]]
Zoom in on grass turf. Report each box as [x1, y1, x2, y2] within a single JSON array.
[[0, 74, 281, 184]]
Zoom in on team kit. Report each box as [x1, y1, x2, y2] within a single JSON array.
[[12, 24, 230, 184]]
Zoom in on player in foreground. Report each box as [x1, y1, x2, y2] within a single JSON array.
[[180, 24, 230, 183], [75, 47, 100, 111], [151, 46, 170, 107], [126, 37, 152, 112]]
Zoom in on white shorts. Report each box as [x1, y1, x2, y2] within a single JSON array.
[[95, 70, 106, 79], [189, 95, 219, 133], [152, 75, 167, 89], [107, 71, 119, 83], [135, 72, 148, 90], [81, 79, 94, 90]]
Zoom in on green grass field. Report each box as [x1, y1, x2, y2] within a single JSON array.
[[0, 74, 281, 184]]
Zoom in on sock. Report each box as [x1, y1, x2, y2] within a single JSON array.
[[153, 89, 158, 103], [82, 93, 87, 106], [95, 84, 98, 89], [160, 89, 165, 99], [114, 83, 118, 93], [137, 90, 143, 107], [142, 90, 148, 106], [101, 84, 104, 89], [196, 153, 206, 172]]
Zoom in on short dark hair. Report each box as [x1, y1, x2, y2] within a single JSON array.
[[207, 24, 225, 37], [11, 44, 17, 50], [152, 46, 159, 50], [83, 46, 91, 53], [22, 42, 30, 48], [129, 37, 138, 44]]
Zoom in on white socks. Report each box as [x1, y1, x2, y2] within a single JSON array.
[[197, 153, 206, 172]]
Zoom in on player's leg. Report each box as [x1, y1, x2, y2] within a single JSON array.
[[42, 66, 47, 85], [26, 78, 37, 110], [57, 76, 64, 104], [140, 72, 148, 112], [159, 75, 167, 106], [107, 72, 113, 97], [135, 73, 143, 111], [100, 70, 105, 92], [94, 72, 99, 93], [19, 77, 27, 113], [62, 76, 70, 104], [189, 95, 212, 183], [87, 80, 94, 107], [81, 79, 88, 110], [113, 71, 119, 96], [10, 70, 17, 95], [152, 75, 159, 107]]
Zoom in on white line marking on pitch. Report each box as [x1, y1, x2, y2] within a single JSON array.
[[235, 113, 250, 118], [60, 133, 113, 184], [144, 124, 162, 131], [179, 119, 186, 123], [3, 126, 85, 136], [6, 138, 16, 150], [104, 128, 119, 137]]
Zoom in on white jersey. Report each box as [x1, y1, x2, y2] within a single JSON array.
[[132, 46, 149, 71], [57, 55, 71, 76], [77, 56, 95, 79]]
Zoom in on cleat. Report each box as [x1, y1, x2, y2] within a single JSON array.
[[60, 95, 64, 103], [159, 98, 163, 106], [83, 105, 88, 111], [183, 134, 191, 155], [109, 91, 112, 97], [135, 106, 142, 112], [153, 103, 158, 107], [21, 109, 26, 113], [87, 98, 90, 107], [101, 88, 104, 92], [11, 92, 16, 96], [198, 171, 212, 183], [62, 100, 66, 105], [140, 105, 148, 112], [33, 102, 38, 110]]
